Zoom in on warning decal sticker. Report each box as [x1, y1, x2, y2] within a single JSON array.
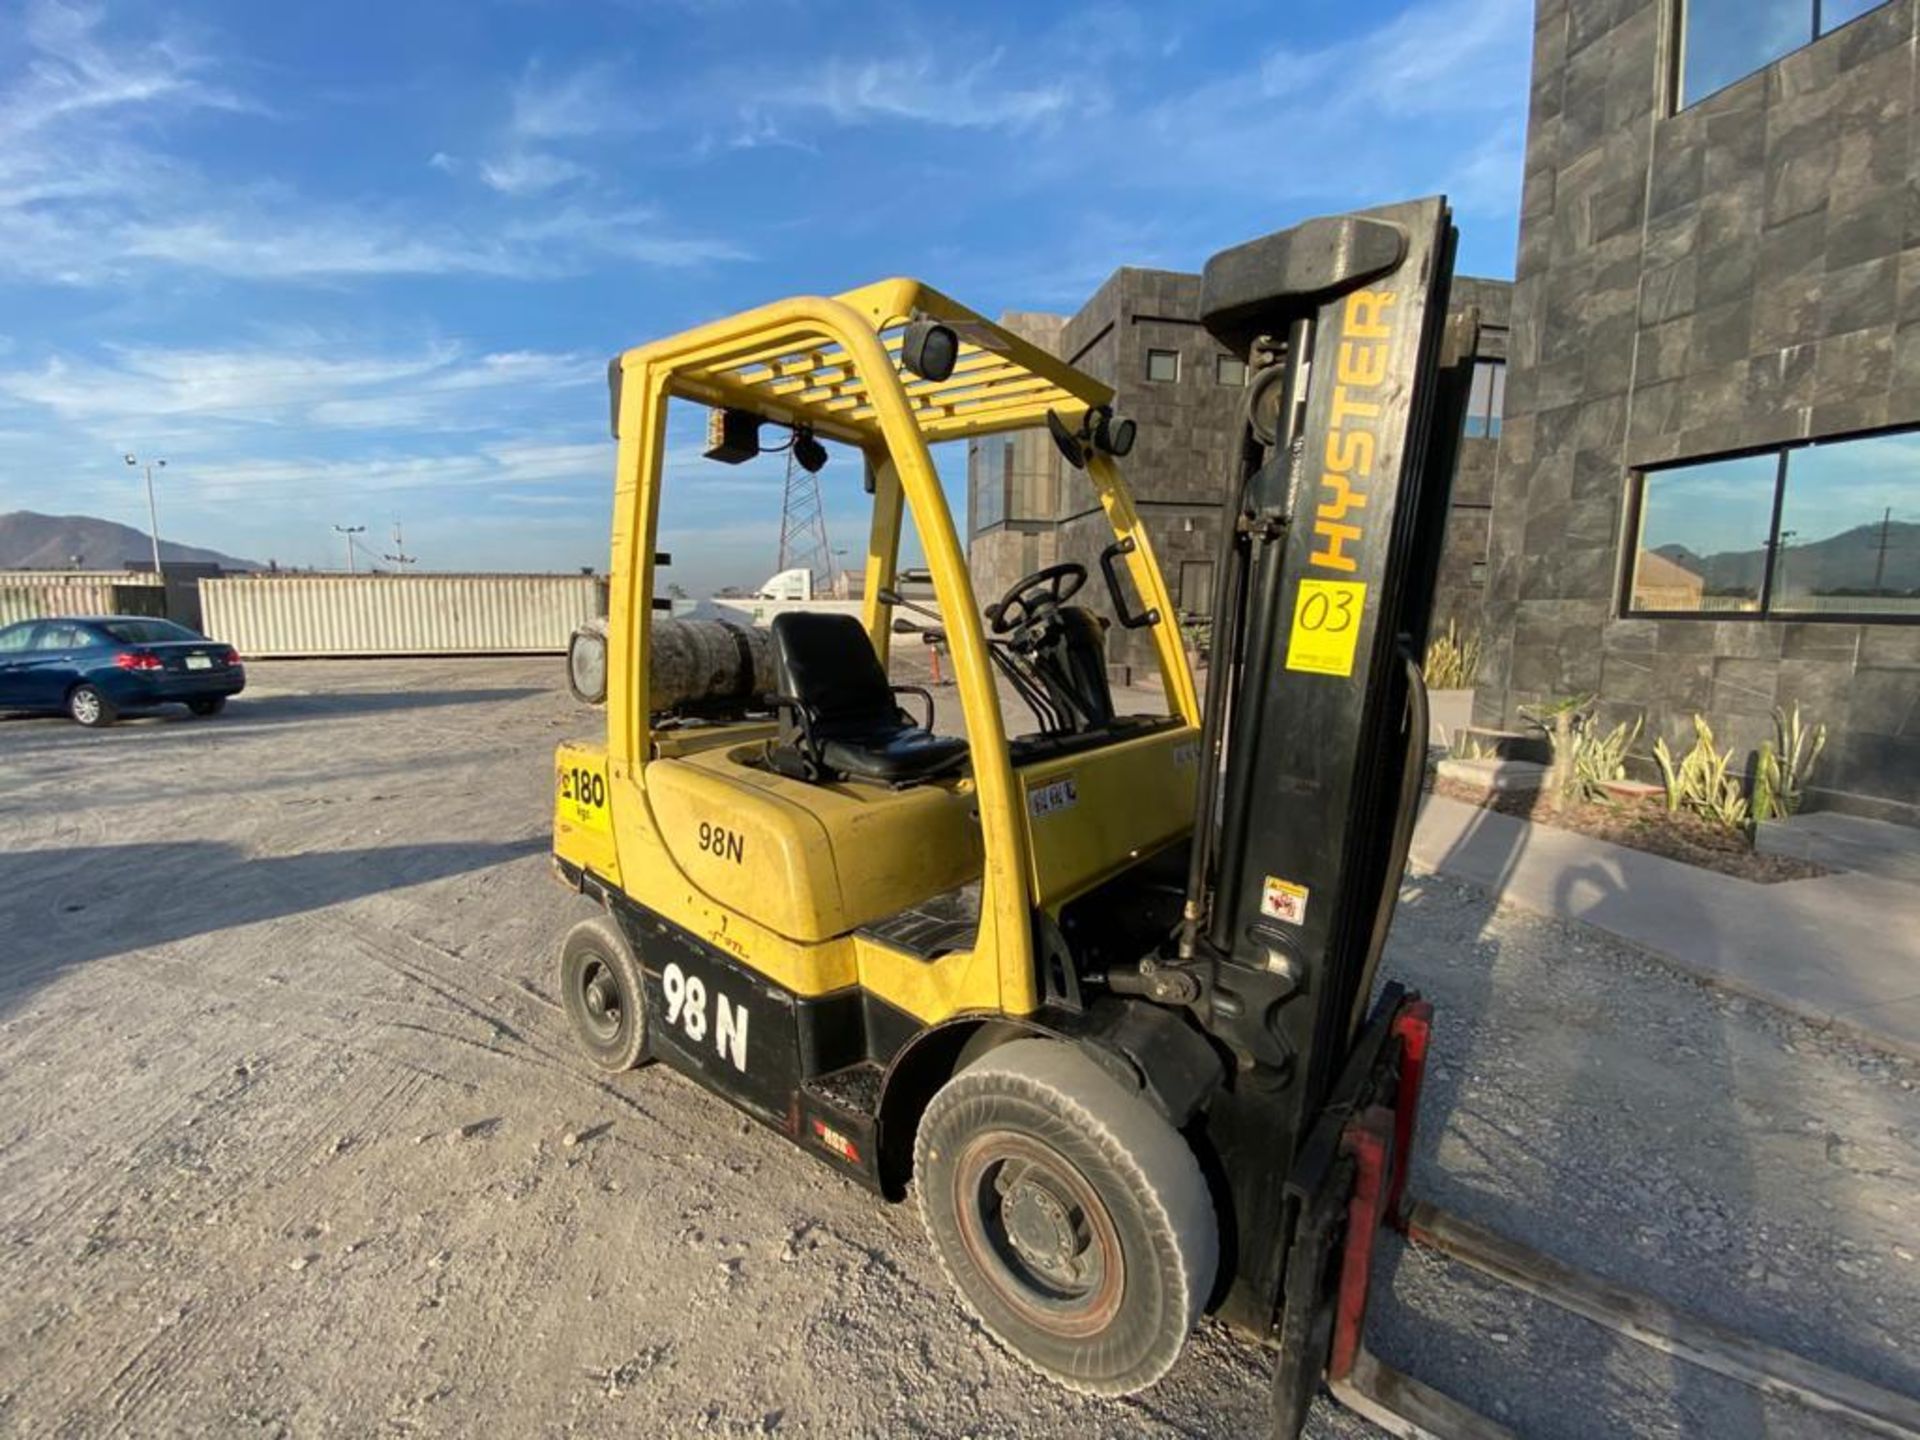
[[1027, 776, 1078, 818], [1260, 875, 1310, 926], [1284, 578, 1367, 678]]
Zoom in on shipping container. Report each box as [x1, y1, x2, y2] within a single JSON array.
[[198, 574, 608, 658], [0, 574, 167, 628]]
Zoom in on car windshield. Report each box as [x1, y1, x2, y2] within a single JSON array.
[[98, 619, 202, 644]]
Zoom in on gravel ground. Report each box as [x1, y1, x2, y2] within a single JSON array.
[[0, 656, 1914, 1439]]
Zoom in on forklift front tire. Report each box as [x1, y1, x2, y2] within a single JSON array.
[[914, 1038, 1217, 1396], [558, 914, 650, 1073]]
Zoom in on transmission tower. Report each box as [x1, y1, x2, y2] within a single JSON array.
[[383, 520, 417, 571], [775, 446, 834, 595]]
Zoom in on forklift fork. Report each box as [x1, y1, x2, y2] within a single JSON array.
[[1286, 998, 1920, 1440]]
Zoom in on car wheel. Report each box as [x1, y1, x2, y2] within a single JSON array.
[[559, 913, 650, 1072], [67, 684, 118, 728], [188, 697, 227, 716], [914, 1038, 1218, 1397]]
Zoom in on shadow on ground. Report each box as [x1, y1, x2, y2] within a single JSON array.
[[1359, 798, 1850, 1436], [0, 836, 546, 1020], [0, 686, 546, 744]]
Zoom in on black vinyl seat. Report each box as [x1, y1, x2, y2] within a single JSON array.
[[768, 612, 970, 785]]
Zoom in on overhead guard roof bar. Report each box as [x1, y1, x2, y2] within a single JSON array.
[[618, 278, 1114, 447]]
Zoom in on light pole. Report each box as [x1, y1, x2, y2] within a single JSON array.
[[124, 453, 166, 578], [333, 524, 367, 575]]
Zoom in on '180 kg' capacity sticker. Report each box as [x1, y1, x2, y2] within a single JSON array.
[[557, 762, 611, 833]]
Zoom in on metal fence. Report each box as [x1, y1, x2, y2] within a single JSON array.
[[198, 574, 608, 657]]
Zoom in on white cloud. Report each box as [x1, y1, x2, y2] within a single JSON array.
[[181, 440, 612, 500], [780, 50, 1077, 131], [0, 189, 746, 284], [0, 0, 251, 143], [508, 58, 646, 141], [1258, 0, 1528, 119], [478, 149, 589, 195], [0, 340, 595, 431], [0, 8, 741, 285], [1099, 0, 1531, 217]]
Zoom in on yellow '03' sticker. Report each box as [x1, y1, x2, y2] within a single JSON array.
[[1284, 578, 1367, 678], [557, 759, 612, 833]]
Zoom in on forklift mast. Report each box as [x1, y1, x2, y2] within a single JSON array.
[[1171, 196, 1476, 1334]]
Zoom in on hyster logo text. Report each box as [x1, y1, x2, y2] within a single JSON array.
[[1309, 288, 1396, 574]]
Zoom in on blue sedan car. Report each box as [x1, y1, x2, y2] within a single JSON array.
[[0, 615, 246, 727]]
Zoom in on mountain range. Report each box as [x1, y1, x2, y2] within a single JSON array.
[[0, 511, 261, 573], [1653, 519, 1920, 598]]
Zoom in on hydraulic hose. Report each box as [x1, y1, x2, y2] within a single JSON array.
[[1347, 648, 1429, 1039]]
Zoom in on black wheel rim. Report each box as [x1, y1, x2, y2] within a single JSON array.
[[576, 955, 625, 1045], [952, 1130, 1124, 1339]]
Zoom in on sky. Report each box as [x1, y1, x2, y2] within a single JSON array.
[[0, 0, 1531, 594]]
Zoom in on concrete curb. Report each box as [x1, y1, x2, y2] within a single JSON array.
[[1409, 793, 1920, 1063]]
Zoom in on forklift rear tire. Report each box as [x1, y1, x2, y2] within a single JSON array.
[[559, 913, 650, 1072], [914, 1038, 1217, 1396]]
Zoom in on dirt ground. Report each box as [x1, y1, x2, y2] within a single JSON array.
[[1, 657, 1916, 1439]]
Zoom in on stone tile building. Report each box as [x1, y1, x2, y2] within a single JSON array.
[[968, 270, 1510, 676], [1477, 0, 1920, 821]]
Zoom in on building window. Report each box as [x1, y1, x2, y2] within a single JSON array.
[[1146, 348, 1180, 383], [1179, 560, 1215, 617], [1676, 0, 1893, 109], [1627, 430, 1918, 620], [970, 437, 1009, 533], [1216, 355, 1247, 387], [1463, 359, 1504, 439]]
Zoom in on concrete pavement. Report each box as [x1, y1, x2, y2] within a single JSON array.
[[1411, 792, 1920, 1060]]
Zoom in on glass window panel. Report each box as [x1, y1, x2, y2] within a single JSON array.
[[1680, 0, 1811, 107], [1216, 355, 1247, 387], [1819, 0, 1890, 36], [1771, 432, 1920, 616], [1180, 560, 1215, 617], [972, 437, 1006, 531], [0, 623, 32, 653], [1487, 361, 1506, 439], [1464, 360, 1494, 439], [1146, 348, 1179, 383], [1631, 454, 1780, 612], [32, 623, 85, 651]]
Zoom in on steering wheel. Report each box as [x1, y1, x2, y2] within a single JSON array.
[[989, 562, 1087, 635]]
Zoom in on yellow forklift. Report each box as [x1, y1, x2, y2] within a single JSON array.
[[551, 195, 1920, 1440], [550, 195, 1463, 1431], [545, 192, 1920, 1440]]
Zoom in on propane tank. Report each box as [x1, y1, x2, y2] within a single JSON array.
[[566, 616, 776, 714]]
